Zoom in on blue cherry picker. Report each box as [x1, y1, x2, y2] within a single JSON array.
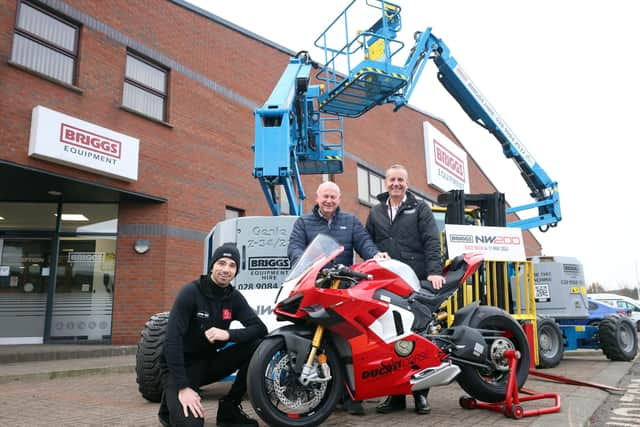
[[252, 0, 636, 368]]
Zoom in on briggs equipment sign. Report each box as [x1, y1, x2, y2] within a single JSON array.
[[445, 224, 526, 261], [60, 123, 122, 160], [28, 105, 139, 181], [423, 122, 470, 193]]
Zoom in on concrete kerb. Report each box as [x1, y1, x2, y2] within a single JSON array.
[[0, 354, 136, 384]]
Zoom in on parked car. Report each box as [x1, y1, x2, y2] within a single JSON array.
[[589, 293, 640, 331], [587, 298, 632, 323]]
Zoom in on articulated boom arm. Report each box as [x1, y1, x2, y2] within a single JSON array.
[[400, 29, 561, 231], [311, 0, 560, 231], [254, 0, 560, 229], [253, 52, 344, 216]]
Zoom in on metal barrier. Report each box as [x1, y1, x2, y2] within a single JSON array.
[[445, 260, 540, 366]]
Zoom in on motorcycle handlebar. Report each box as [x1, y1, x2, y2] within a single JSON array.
[[337, 265, 373, 281]]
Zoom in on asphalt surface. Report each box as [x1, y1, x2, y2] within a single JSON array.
[[0, 345, 635, 426]]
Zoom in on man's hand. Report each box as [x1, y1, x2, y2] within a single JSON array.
[[178, 387, 204, 418], [205, 326, 230, 343], [374, 251, 389, 259], [427, 274, 446, 290]]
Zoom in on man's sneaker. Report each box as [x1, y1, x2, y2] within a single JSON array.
[[344, 398, 365, 415], [216, 399, 258, 427]]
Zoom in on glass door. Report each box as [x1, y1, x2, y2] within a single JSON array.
[[0, 238, 52, 344], [49, 236, 116, 341]]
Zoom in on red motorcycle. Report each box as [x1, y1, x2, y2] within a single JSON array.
[[247, 234, 529, 426]]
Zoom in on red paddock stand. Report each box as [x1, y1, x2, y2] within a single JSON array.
[[459, 349, 561, 419]]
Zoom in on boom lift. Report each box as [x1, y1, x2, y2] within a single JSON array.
[[253, 0, 636, 368], [253, 0, 560, 233]]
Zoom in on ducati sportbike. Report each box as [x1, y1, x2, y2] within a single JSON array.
[[247, 234, 529, 426]]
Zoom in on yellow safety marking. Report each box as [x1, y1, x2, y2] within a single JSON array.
[[325, 156, 342, 160], [575, 325, 585, 332], [368, 38, 386, 61]]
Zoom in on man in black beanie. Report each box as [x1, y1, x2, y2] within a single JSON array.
[[158, 243, 267, 427]]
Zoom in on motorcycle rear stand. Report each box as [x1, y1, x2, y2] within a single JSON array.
[[458, 349, 561, 419]]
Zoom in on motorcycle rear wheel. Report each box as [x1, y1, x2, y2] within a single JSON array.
[[247, 338, 343, 427], [457, 311, 530, 403]]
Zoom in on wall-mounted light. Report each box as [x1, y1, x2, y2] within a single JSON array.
[[133, 239, 151, 254]]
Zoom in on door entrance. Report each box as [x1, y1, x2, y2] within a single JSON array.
[[0, 238, 52, 344], [49, 237, 116, 341]]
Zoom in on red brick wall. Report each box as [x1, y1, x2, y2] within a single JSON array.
[[0, 0, 542, 343]]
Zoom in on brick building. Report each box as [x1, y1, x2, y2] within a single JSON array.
[[0, 0, 541, 345]]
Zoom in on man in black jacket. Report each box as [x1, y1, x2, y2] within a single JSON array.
[[365, 164, 445, 416], [158, 243, 267, 427]]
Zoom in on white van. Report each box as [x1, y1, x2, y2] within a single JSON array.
[[589, 293, 640, 331]]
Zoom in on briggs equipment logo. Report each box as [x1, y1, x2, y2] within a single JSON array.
[[60, 123, 122, 159], [434, 139, 465, 181], [248, 257, 290, 270]]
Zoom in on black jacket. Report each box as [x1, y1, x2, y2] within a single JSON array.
[[366, 192, 442, 278], [164, 275, 267, 389], [288, 205, 379, 267]]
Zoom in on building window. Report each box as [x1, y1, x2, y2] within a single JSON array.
[[358, 165, 434, 207], [123, 52, 168, 121], [225, 207, 244, 219], [10, 1, 79, 85], [357, 166, 383, 205]]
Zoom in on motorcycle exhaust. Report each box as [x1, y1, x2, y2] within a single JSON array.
[[410, 362, 461, 391]]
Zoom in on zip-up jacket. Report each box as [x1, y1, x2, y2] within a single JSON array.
[[365, 191, 442, 278], [163, 275, 267, 390], [288, 205, 380, 267]]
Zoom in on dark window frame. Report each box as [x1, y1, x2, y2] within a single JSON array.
[[123, 51, 169, 121], [357, 165, 384, 207], [12, 0, 80, 84]]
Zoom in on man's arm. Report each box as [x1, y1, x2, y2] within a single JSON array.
[[417, 203, 445, 286], [351, 214, 381, 260], [164, 284, 195, 390], [228, 291, 268, 343], [287, 217, 308, 267]]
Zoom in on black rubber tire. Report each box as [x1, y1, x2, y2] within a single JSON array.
[[135, 312, 169, 402], [456, 308, 530, 403], [599, 315, 638, 361], [247, 337, 343, 427], [536, 317, 564, 369]]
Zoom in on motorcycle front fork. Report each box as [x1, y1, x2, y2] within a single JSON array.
[[298, 278, 340, 386]]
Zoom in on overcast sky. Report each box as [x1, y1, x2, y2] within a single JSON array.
[[188, 0, 640, 290]]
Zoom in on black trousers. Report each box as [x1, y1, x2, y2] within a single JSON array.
[[159, 340, 260, 427]]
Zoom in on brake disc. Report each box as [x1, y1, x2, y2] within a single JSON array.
[[271, 353, 327, 411]]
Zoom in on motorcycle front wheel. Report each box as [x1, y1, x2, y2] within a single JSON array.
[[457, 311, 530, 403], [247, 337, 344, 427]]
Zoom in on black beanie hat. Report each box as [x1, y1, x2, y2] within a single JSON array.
[[209, 243, 240, 276]]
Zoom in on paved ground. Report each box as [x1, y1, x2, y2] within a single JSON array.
[[0, 346, 634, 426]]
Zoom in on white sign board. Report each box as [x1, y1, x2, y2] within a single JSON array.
[[28, 106, 139, 181], [423, 121, 470, 192], [445, 224, 526, 262], [206, 216, 298, 332]]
